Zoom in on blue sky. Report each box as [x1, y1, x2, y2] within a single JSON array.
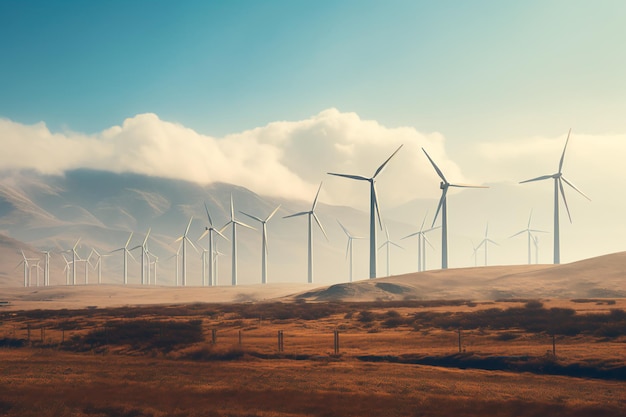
[[2, 1, 626, 267], [2, 0, 625, 143]]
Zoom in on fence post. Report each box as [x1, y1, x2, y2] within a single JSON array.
[[458, 328, 462, 353], [552, 334, 556, 357], [212, 329, 217, 345], [277, 330, 284, 353], [333, 330, 339, 355]]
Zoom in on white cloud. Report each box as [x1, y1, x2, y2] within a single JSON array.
[[0, 109, 467, 208]]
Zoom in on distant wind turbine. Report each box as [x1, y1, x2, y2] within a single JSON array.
[[509, 210, 549, 265], [337, 220, 365, 282], [402, 213, 439, 272], [532, 234, 541, 264], [131, 228, 151, 285], [470, 240, 480, 267], [328, 145, 403, 279], [422, 148, 488, 269], [41, 251, 51, 286], [17, 250, 38, 287], [198, 203, 228, 286], [64, 239, 82, 286], [223, 195, 255, 286], [476, 224, 498, 266], [284, 182, 328, 284], [61, 254, 72, 285], [174, 217, 198, 286], [519, 129, 590, 264], [88, 249, 104, 285], [110, 233, 134, 285], [241, 205, 281, 284], [378, 225, 403, 277]]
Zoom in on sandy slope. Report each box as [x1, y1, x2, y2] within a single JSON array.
[[1, 252, 625, 310]]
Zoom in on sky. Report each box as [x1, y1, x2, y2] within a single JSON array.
[[2, 0, 626, 269]]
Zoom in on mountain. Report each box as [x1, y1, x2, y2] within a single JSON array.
[[0, 169, 397, 287]]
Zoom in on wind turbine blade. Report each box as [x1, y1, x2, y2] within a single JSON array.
[[129, 245, 142, 251], [486, 239, 499, 246], [419, 212, 427, 232], [424, 226, 440, 233], [187, 238, 200, 254], [327, 172, 370, 181], [284, 211, 309, 219], [230, 194, 235, 220], [73, 238, 82, 250], [313, 212, 329, 241], [142, 228, 151, 246], [423, 234, 435, 250], [384, 225, 390, 241], [234, 220, 256, 231], [432, 188, 447, 228], [214, 228, 229, 241], [527, 209, 533, 229], [345, 240, 350, 260], [558, 128, 571, 174], [558, 178, 572, 223], [312, 182, 323, 211], [519, 175, 553, 184], [174, 236, 184, 244], [109, 248, 124, 254], [390, 242, 404, 250], [184, 217, 193, 236], [528, 229, 549, 234], [204, 202, 214, 226], [449, 183, 488, 189], [401, 231, 420, 240], [337, 219, 351, 237], [198, 229, 209, 240], [265, 204, 281, 222], [422, 148, 448, 183], [561, 176, 591, 201], [373, 182, 383, 230], [127, 250, 137, 262], [509, 230, 526, 238], [240, 211, 263, 223], [373, 144, 403, 178]]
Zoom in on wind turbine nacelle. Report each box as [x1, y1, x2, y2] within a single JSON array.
[[440, 181, 445, 189]]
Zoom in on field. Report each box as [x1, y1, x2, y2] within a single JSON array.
[[1, 298, 626, 416]]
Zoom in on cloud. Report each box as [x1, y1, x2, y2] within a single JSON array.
[[0, 109, 466, 208]]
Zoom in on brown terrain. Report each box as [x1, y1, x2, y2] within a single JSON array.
[[1, 254, 626, 416]]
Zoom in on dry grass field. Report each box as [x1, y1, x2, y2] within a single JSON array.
[[1, 298, 626, 416]]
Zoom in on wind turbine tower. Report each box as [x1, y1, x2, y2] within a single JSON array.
[[111, 233, 134, 285], [520, 129, 590, 264], [476, 224, 498, 266], [510, 210, 548, 265], [422, 148, 487, 269], [402, 213, 439, 272], [284, 182, 328, 284], [198, 202, 228, 286], [337, 220, 364, 282], [328, 145, 403, 279], [223, 195, 255, 286], [241, 204, 281, 284], [174, 217, 198, 286]]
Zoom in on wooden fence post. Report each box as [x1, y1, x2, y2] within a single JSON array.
[[277, 330, 284, 353], [212, 329, 217, 345], [333, 330, 339, 355], [458, 328, 462, 353]]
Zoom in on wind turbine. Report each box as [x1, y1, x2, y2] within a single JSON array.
[[284, 182, 328, 284], [198, 202, 228, 286], [131, 228, 151, 285], [510, 210, 549, 265], [476, 224, 498, 266], [337, 220, 365, 282], [422, 148, 488, 269], [88, 249, 106, 285], [61, 254, 72, 285], [519, 129, 590, 264], [64, 239, 82, 286], [41, 251, 51, 286], [110, 233, 134, 285], [470, 240, 480, 267], [241, 204, 281, 284], [532, 234, 541, 264], [222, 195, 255, 286], [166, 245, 181, 286], [328, 145, 403, 279], [174, 217, 198, 286], [402, 213, 439, 272], [378, 225, 403, 277], [17, 251, 38, 287]]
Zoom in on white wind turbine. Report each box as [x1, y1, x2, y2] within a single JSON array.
[[378, 225, 403, 277], [476, 224, 498, 266], [470, 240, 480, 267], [61, 254, 72, 285], [166, 245, 181, 286], [41, 251, 51, 286], [198, 202, 228, 286], [223, 195, 255, 286], [532, 234, 541, 264], [241, 204, 281, 284], [284, 182, 328, 284], [88, 249, 107, 285], [509, 210, 549, 265], [17, 251, 38, 287], [149, 254, 158, 285], [337, 220, 365, 282], [174, 217, 198, 286], [110, 233, 134, 285], [519, 129, 590, 264], [64, 239, 82, 286], [328, 145, 403, 279], [402, 213, 439, 272], [422, 148, 488, 269], [131, 228, 151, 285]]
